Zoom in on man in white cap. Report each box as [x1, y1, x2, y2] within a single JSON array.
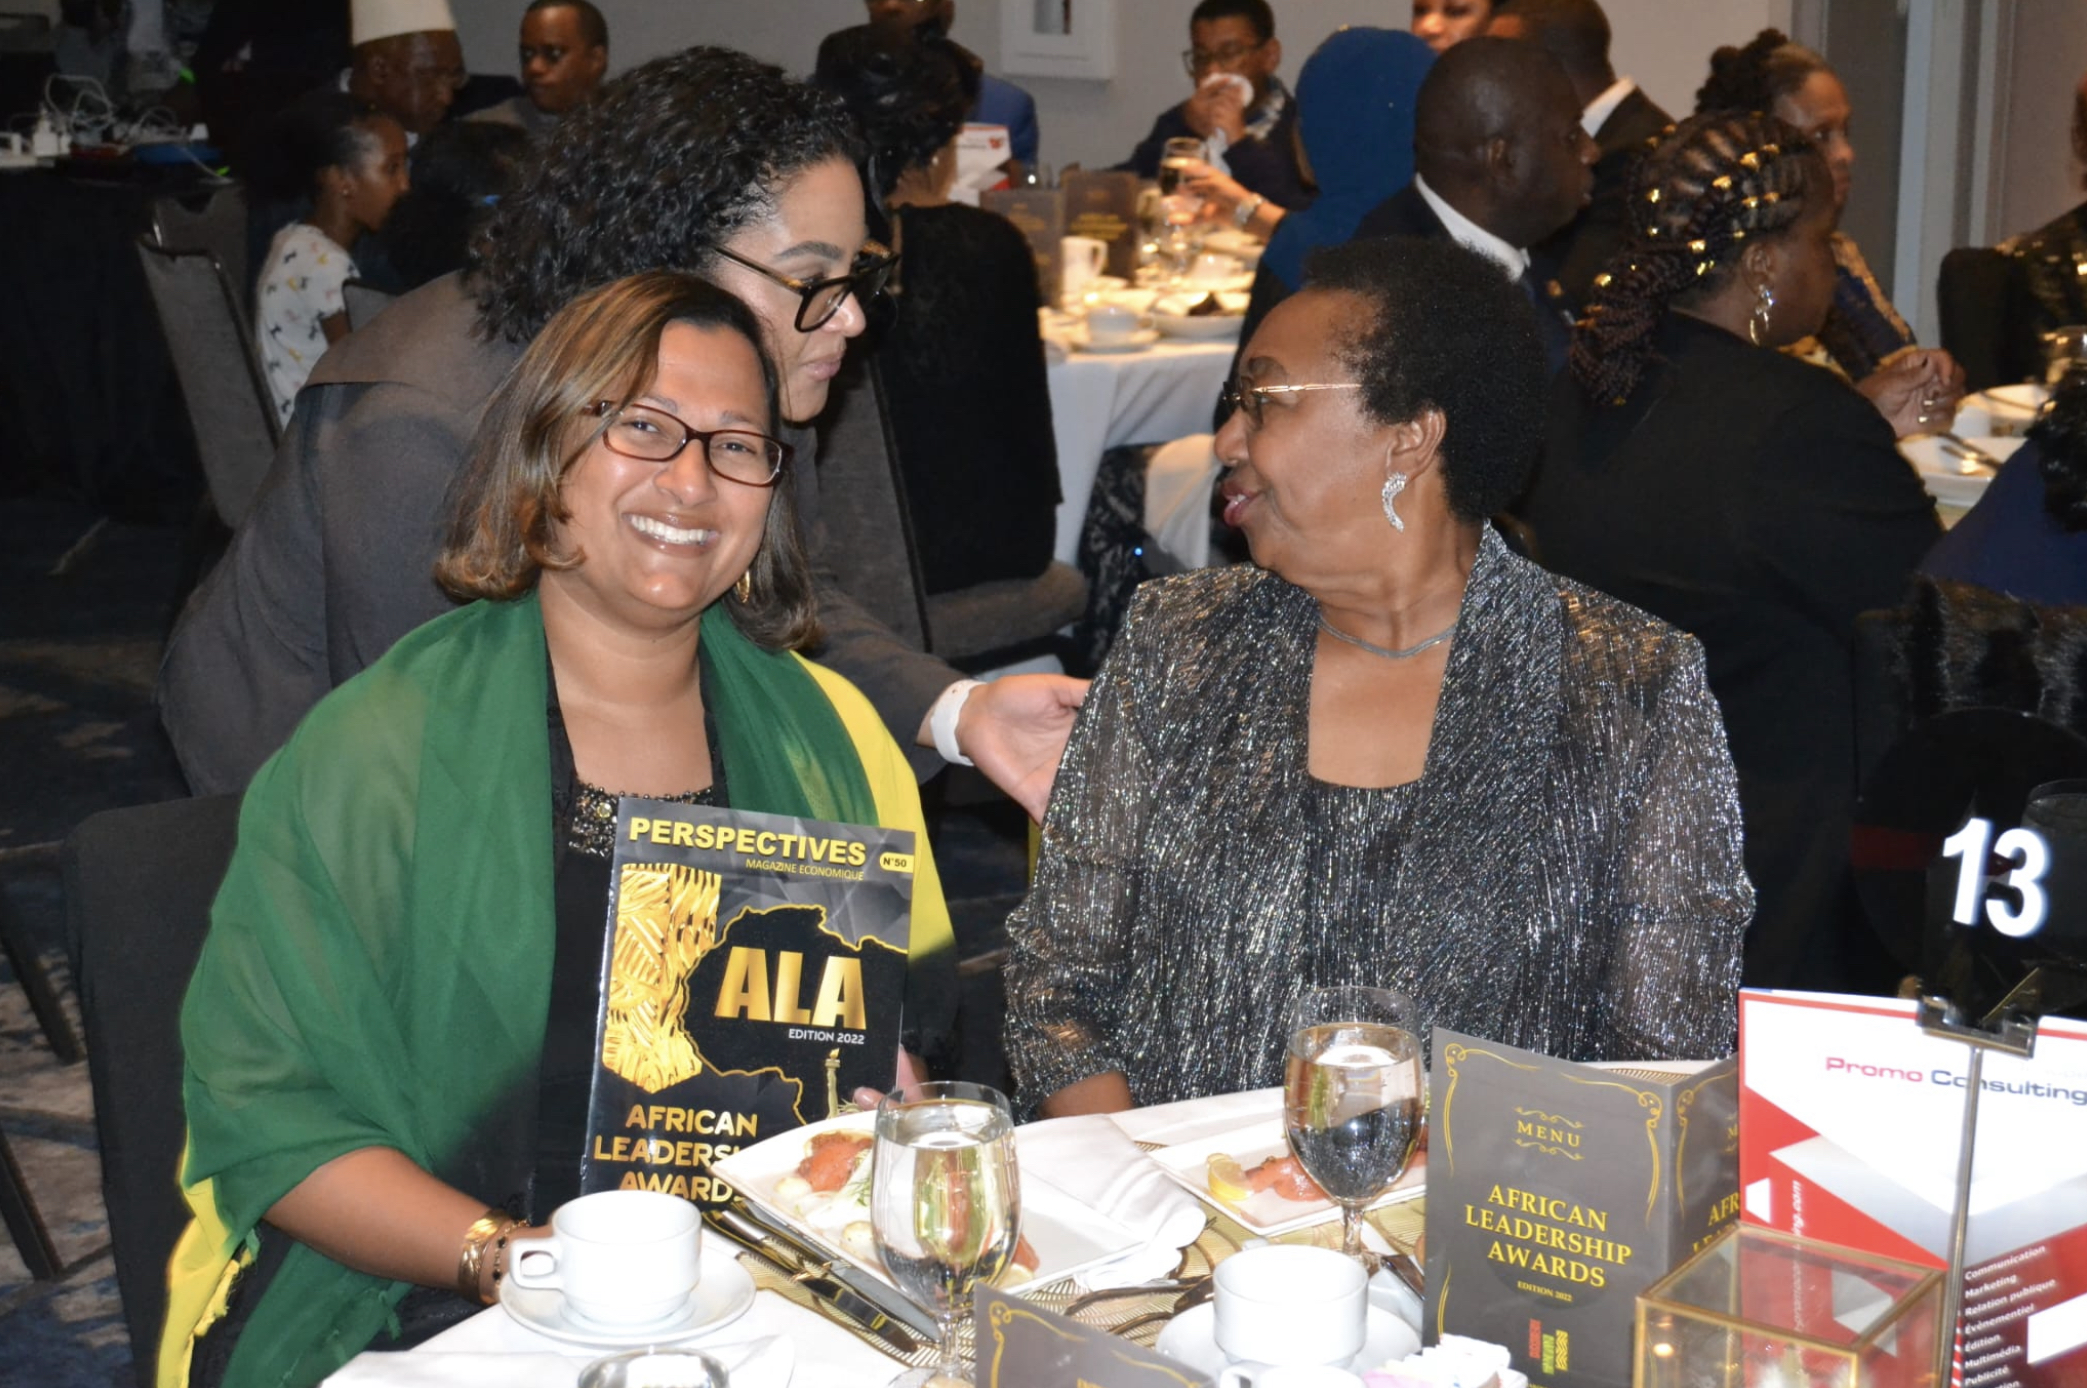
[[349, 0, 466, 139]]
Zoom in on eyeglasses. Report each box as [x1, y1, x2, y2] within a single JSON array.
[[587, 402, 791, 486], [1182, 39, 1266, 75], [712, 243, 899, 332], [1221, 380, 1362, 429]]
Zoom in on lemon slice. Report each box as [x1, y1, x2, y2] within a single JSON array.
[[1206, 1154, 1252, 1207]]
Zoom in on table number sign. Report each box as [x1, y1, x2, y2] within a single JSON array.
[[579, 800, 917, 1209], [971, 1287, 1209, 1388]]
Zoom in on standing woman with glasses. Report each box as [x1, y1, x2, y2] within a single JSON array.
[[1002, 236, 1750, 1120], [165, 272, 954, 1388]]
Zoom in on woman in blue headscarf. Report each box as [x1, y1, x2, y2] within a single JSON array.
[[1222, 27, 1435, 357]]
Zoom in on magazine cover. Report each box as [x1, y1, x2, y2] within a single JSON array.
[[579, 799, 916, 1209]]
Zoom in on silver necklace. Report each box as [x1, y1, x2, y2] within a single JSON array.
[[1315, 612, 1456, 660]]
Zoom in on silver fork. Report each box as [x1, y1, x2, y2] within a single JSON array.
[[1934, 432, 2001, 473]]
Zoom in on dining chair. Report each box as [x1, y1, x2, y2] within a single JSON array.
[[1937, 247, 2027, 394], [343, 278, 398, 332], [148, 184, 250, 316], [134, 238, 282, 530], [64, 794, 242, 1388]]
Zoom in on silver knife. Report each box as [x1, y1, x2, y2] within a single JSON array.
[[709, 1204, 941, 1342]]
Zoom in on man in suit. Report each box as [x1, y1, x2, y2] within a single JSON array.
[[866, 0, 1040, 170], [1117, 0, 1307, 211], [1489, 0, 1672, 317], [1353, 36, 1594, 369]]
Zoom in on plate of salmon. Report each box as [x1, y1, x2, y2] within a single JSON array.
[[1146, 1117, 1426, 1235]]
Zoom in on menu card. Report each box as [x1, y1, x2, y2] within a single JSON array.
[[1425, 1029, 1739, 1388], [1061, 169, 1142, 279], [972, 1286, 1207, 1388], [579, 800, 916, 1209], [982, 185, 1064, 306]]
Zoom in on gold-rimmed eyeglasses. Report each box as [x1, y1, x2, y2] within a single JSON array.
[[587, 402, 791, 486], [712, 242, 899, 332], [1221, 380, 1362, 429]]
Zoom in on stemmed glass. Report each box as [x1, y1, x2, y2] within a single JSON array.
[[871, 1081, 1021, 1387], [1283, 986, 1425, 1267], [1157, 136, 1208, 276]]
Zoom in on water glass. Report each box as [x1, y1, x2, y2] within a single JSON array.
[[1283, 986, 1424, 1266]]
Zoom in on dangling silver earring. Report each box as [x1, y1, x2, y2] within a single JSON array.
[[1381, 471, 1408, 533], [1748, 281, 1776, 347]]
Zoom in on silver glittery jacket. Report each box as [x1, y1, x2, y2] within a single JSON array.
[[1004, 527, 1753, 1113]]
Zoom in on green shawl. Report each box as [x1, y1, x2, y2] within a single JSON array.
[[162, 594, 952, 1388]]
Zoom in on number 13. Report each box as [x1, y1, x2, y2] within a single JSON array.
[[1940, 817, 2050, 939]]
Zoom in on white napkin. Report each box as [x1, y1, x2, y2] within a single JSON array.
[[1110, 1087, 1282, 1149], [322, 1336, 792, 1388], [1016, 1114, 1208, 1289]]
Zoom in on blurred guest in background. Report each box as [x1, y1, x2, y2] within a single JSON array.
[[865, 0, 1039, 170], [1119, 0, 1307, 212], [1352, 37, 1595, 370], [813, 25, 1061, 595], [469, 0, 608, 136], [1696, 29, 1964, 436], [1924, 366, 2087, 607], [2002, 74, 2087, 366], [1522, 112, 1939, 992], [1487, 0, 1671, 317], [382, 120, 532, 290], [1411, 0, 1495, 54], [1222, 28, 1434, 357], [246, 92, 410, 422], [1006, 237, 1750, 1117], [344, 0, 466, 144]]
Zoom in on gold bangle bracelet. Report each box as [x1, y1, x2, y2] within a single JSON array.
[[456, 1210, 515, 1304]]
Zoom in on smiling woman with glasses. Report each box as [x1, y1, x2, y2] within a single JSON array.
[[165, 271, 956, 1388], [1003, 236, 1752, 1121]]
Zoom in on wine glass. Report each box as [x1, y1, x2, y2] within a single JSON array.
[[1283, 986, 1424, 1267], [1158, 136, 1208, 276], [871, 1081, 1021, 1387]]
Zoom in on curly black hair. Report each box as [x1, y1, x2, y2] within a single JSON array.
[[469, 46, 865, 343], [1571, 110, 1828, 406], [2036, 365, 2087, 531], [1300, 236, 1547, 522], [1193, 0, 1275, 41], [1694, 28, 1830, 117], [812, 24, 975, 199]]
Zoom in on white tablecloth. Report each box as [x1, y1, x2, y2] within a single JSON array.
[[1046, 337, 1236, 564]]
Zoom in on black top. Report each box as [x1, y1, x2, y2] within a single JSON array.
[[1518, 312, 1940, 991], [881, 203, 1062, 594], [1117, 94, 1310, 211], [1529, 86, 1674, 318]]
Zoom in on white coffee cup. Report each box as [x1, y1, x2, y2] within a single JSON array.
[[1220, 1368, 1365, 1388], [1084, 301, 1141, 346], [1061, 235, 1109, 303], [1214, 1245, 1369, 1367], [507, 1189, 702, 1328], [1190, 252, 1242, 285]]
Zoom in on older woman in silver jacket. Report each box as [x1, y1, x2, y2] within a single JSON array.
[[1004, 237, 1752, 1118]]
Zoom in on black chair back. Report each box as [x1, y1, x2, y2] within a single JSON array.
[[64, 795, 241, 1388], [149, 185, 250, 316], [134, 238, 281, 529], [1937, 247, 2026, 393]]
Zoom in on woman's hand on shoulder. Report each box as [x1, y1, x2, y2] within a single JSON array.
[[947, 674, 1091, 821]]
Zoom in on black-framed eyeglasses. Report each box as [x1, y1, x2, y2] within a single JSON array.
[[712, 242, 899, 332], [587, 402, 791, 486], [1221, 379, 1362, 429], [1182, 39, 1266, 75]]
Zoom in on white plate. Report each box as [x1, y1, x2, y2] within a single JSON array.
[[711, 1112, 1143, 1298], [1983, 383, 2051, 415], [1075, 327, 1163, 353], [1154, 1300, 1420, 1376], [1899, 434, 2010, 509], [499, 1254, 755, 1349], [1147, 1117, 1426, 1236], [1152, 290, 1249, 340]]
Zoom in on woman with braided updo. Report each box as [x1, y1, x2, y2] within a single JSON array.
[[1695, 29, 1964, 435], [1521, 111, 1940, 995]]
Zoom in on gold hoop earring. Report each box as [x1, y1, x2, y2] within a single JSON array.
[[735, 570, 753, 604], [1748, 280, 1776, 347]]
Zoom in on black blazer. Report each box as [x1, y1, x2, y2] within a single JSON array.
[[1518, 314, 1940, 991], [1530, 86, 1673, 316], [1351, 181, 1451, 243]]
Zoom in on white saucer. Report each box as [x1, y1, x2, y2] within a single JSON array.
[[499, 1257, 756, 1348], [1153, 1301, 1420, 1376], [1077, 328, 1161, 354]]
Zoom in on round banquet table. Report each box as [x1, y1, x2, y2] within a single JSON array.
[[1045, 335, 1235, 566]]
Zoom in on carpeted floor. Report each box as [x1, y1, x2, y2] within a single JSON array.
[[0, 497, 1031, 1387]]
